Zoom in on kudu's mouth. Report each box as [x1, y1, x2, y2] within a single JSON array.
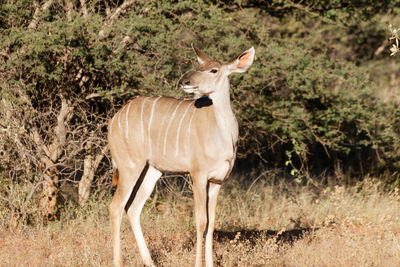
[[181, 84, 199, 94]]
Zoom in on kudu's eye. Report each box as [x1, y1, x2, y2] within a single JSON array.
[[210, 69, 218, 74]]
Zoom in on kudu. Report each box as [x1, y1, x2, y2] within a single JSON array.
[[108, 44, 255, 267]]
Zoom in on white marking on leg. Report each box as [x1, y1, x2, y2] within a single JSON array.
[[185, 103, 196, 154], [125, 101, 133, 140], [163, 100, 184, 155], [175, 101, 193, 156], [140, 97, 149, 144], [127, 165, 161, 267], [148, 96, 161, 157]]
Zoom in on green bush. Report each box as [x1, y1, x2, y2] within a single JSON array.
[[2, 0, 400, 224]]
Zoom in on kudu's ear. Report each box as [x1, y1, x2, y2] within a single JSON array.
[[192, 43, 210, 65], [228, 47, 255, 73]]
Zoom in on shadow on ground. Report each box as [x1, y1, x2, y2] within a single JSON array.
[[150, 228, 315, 265], [214, 228, 315, 245]]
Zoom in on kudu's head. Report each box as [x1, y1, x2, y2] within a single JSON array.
[[181, 44, 255, 98]]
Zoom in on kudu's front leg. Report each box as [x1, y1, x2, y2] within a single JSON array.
[[205, 182, 221, 267], [192, 173, 208, 267]]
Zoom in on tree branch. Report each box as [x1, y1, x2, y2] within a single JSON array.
[[78, 145, 107, 206], [49, 96, 73, 162], [99, 0, 137, 37]]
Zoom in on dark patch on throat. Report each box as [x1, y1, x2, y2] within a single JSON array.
[[195, 95, 213, 108]]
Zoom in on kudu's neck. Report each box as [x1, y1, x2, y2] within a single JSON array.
[[210, 77, 231, 107], [208, 77, 238, 145]]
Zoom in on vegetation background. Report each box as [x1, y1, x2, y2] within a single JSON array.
[[1, 1, 400, 266]]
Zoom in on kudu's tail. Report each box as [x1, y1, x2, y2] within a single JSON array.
[[112, 169, 119, 187]]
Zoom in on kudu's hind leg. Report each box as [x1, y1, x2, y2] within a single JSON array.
[[109, 162, 146, 267], [126, 165, 162, 267]]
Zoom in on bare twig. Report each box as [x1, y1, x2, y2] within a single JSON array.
[[65, 0, 74, 22], [374, 39, 388, 56], [0, 193, 9, 203], [390, 60, 398, 99], [99, 0, 137, 37], [28, 0, 55, 30], [80, 0, 88, 17], [104, 0, 111, 17], [389, 24, 400, 56]]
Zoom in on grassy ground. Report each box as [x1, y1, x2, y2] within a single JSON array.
[[1, 177, 400, 266]]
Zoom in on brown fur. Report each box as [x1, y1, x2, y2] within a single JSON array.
[[112, 169, 118, 187]]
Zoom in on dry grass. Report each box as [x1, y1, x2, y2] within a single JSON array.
[[1, 177, 400, 266]]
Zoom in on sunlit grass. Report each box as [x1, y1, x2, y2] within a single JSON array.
[[1, 177, 400, 266]]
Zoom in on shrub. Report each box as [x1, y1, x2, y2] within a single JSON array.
[[1, 0, 400, 225]]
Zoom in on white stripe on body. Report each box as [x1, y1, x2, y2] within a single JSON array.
[[140, 97, 149, 144], [175, 101, 194, 156], [163, 100, 184, 155], [185, 105, 196, 154], [117, 108, 123, 132], [156, 100, 176, 154], [125, 101, 133, 140], [147, 96, 161, 157]]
